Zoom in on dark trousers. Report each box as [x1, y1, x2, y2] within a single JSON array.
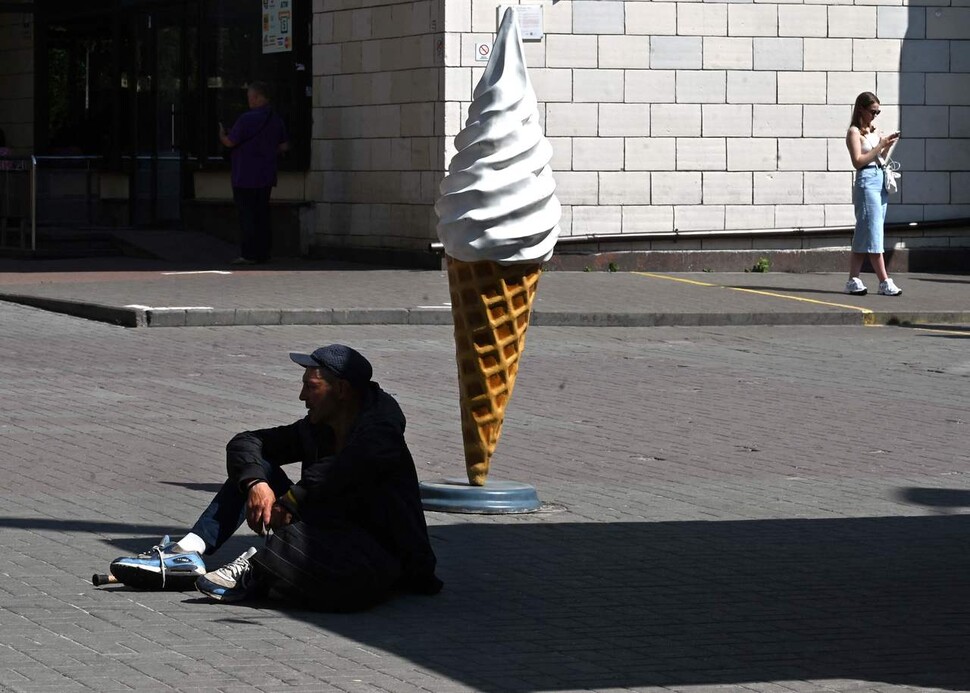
[[190, 467, 293, 555], [233, 186, 273, 262]]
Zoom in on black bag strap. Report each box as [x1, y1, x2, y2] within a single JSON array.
[[232, 110, 274, 150]]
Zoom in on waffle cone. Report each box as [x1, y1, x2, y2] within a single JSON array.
[[446, 256, 542, 486]]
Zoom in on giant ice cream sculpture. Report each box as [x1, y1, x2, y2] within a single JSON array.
[[435, 8, 561, 487]]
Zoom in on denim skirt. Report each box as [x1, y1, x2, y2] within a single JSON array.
[[852, 166, 888, 254]]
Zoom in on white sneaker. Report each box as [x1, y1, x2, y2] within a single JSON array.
[[844, 277, 868, 296], [197, 546, 256, 590], [878, 278, 902, 296], [196, 547, 259, 602]]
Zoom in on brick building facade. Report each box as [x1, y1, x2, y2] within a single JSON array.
[[311, 0, 970, 263]]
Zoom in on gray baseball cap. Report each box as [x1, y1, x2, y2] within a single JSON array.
[[289, 344, 373, 385]]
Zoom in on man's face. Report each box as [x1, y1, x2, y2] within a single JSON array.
[[299, 368, 343, 424], [247, 88, 266, 109]]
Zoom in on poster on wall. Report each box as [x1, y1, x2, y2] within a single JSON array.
[[262, 0, 293, 54]]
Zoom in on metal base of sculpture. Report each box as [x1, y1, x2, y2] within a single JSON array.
[[419, 478, 541, 514]]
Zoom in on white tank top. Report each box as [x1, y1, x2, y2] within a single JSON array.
[[850, 128, 882, 167]]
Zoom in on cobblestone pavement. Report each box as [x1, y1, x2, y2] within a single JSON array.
[[1, 300, 968, 692]]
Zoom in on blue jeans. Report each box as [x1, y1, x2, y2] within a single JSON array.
[[852, 167, 887, 254], [190, 467, 293, 555]]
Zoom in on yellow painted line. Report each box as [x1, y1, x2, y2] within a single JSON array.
[[729, 287, 877, 324], [636, 272, 718, 288], [634, 272, 877, 326]]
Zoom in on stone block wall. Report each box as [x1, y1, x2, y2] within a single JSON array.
[[0, 6, 34, 153], [441, 0, 970, 240], [309, 0, 445, 257]]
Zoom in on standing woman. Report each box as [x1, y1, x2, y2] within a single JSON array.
[[844, 92, 901, 296]]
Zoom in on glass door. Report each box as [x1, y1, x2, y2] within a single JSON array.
[[127, 4, 194, 226]]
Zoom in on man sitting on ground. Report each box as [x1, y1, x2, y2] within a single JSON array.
[[111, 344, 442, 610]]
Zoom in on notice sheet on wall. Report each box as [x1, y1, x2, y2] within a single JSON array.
[[262, 0, 293, 54]]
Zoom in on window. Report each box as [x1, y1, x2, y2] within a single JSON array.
[[38, 0, 310, 170], [203, 0, 310, 169]]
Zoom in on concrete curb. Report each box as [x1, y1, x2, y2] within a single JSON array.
[[0, 294, 146, 327], [144, 306, 457, 327], [3, 293, 968, 329], [531, 310, 868, 327], [875, 311, 970, 327]]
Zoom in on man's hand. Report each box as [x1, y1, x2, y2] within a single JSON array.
[[269, 503, 293, 531], [218, 123, 235, 149], [245, 481, 275, 535]]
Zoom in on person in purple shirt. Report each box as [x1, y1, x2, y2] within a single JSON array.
[[219, 81, 289, 265]]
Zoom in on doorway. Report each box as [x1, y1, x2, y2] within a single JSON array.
[[127, 4, 197, 226], [37, 0, 310, 231]]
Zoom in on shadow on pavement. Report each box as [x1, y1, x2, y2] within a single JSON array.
[[904, 326, 970, 339], [3, 513, 968, 691], [911, 277, 970, 285], [0, 255, 398, 275], [0, 517, 175, 536], [896, 487, 970, 510], [317, 516, 970, 692], [906, 324, 970, 334], [159, 481, 227, 493], [0, 228, 409, 273], [0, 516, 261, 559], [154, 517, 970, 691]]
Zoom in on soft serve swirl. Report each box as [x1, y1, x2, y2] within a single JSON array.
[[435, 9, 561, 264]]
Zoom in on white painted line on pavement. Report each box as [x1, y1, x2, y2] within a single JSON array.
[[907, 326, 970, 337], [124, 304, 214, 310], [161, 270, 232, 275]]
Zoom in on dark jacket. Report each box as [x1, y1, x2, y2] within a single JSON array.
[[226, 383, 441, 595]]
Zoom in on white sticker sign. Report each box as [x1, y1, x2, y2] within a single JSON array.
[[475, 42, 492, 62]]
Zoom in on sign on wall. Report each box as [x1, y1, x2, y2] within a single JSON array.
[[497, 5, 543, 40], [262, 0, 293, 54]]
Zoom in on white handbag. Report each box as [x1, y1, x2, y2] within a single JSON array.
[[883, 156, 900, 194]]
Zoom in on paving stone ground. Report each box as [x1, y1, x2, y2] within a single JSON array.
[[1, 300, 968, 692]]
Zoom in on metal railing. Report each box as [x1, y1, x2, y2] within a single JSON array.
[[0, 155, 105, 252], [32, 155, 103, 228], [0, 155, 34, 251]]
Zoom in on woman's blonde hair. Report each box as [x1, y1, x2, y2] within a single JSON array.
[[850, 92, 880, 133]]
